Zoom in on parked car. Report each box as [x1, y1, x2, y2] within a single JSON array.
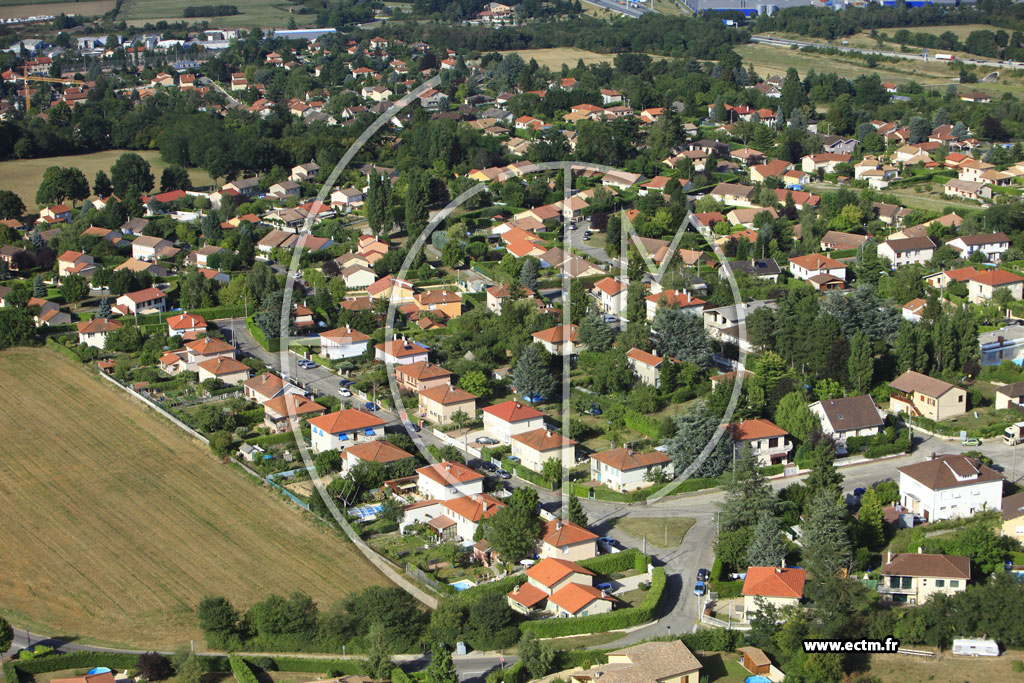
[[962, 437, 981, 447], [476, 436, 498, 445], [693, 581, 707, 596], [604, 315, 618, 323], [338, 388, 352, 397], [497, 469, 512, 479], [480, 461, 498, 472], [364, 402, 379, 411], [405, 422, 421, 432], [596, 582, 614, 592], [696, 568, 710, 582], [507, 455, 520, 464]]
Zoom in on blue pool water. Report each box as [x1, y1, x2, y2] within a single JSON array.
[[349, 503, 385, 520], [745, 676, 772, 683], [88, 668, 113, 675], [450, 579, 476, 591]]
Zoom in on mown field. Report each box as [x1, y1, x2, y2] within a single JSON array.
[[117, 0, 316, 27], [0, 348, 389, 648], [0, 150, 215, 209], [497, 47, 614, 70], [0, 0, 113, 19], [865, 650, 1024, 682]]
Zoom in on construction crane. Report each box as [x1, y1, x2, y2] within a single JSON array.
[[13, 67, 85, 115]]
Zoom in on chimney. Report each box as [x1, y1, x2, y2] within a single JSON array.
[[446, 464, 451, 472], [918, 546, 923, 554], [556, 521, 563, 530], [887, 550, 893, 564], [601, 590, 607, 599], [775, 567, 782, 574], [781, 557, 786, 569]]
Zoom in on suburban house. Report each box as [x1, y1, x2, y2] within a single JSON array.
[[787, 253, 847, 283], [878, 550, 970, 605], [243, 372, 299, 404], [538, 519, 597, 561], [309, 409, 387, 452], [808, 395, 886, 445], [592, 277, 627, 316], [507, 557, 614, 618], [166, 312, 206, 339], [820, 231, 870, 252], [564, 641, 703, 683], [532, 324, 582, 355], [889, 370, 967, 421], [979, 325, 1024, 366], [728, 258, 781, 282], [375, 338, 430, 365], [57, 250, 95, 278], [184, 337, 234, 367], [402, 493, 505, 541], [703, 301, 776, 354], [589, 448, 672, 493], [416, 461, 485, 500], [485, 283, 534, 313], [749, 160, 792, 183], [482, 400, 546, 444], [966, 269, 1024, 304], [1001, 491, 1024, 544], [131, 235, 174, 261], [731, 419, 793, 466], [263, 394, 326, 433], [645, 289, 706, 321], [76, 317, 121, 349], [413, 289, 463, 319], [395, 361, 453, 393], [741, 566, 806, 619], [342, 440, 414, 473], [115, 287, 166, 315], [626, 347, 666, 388], [319, 326, 371, 359], [995, 381, 1024, 411], [944, 179, 992, 202], [512, 428, 577, 471], [898, 454, 1004, 522], [878, 237, 936, 268], [709, 182, 755, 207], [197, 357, 251, 386], [946, 232, 1010, 262], [417, 385, 477, 425]]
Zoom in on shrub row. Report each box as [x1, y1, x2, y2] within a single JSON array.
[[229, 656, 259, 683], [714, 579, 744, 599], [519, 567, 666, 637], [681, 627, 744, 652], [503, 458, 557, 489], [246, 316, 281, 353], [453, 572, 527, 605], [6, 652, 143, 683], [578, 548, 642, 575], [248, 657, 364, 674], [45, 336, 86, 363]]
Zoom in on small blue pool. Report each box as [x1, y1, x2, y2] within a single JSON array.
[[348, 503, 384, 521], [745, 676, 771, 683], [88, 668, 112, 675], [450, 579, 476, 591]]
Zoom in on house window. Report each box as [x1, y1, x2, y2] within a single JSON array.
[[949, 580, 959, 588], [901, 576, 912, 589], [935, 580, 945, 587]]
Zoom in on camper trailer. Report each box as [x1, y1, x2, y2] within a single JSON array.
[[952, 638, 999, 657]]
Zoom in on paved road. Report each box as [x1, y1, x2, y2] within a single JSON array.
[[750, 34, 1024, 72]]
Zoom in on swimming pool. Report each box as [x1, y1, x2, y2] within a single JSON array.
[[87, 668, 113, 675], [348, 503, 385, 521], [450, 579, 477, 591], [745, 676, 772, 683]]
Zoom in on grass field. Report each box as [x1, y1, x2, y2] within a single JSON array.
[[0, 348, 389, 648], [0, 0, 113, 18], [497, 48, 613, 71], [0, 150, 215, 209], [118, 0, 316, 27], [865, 649, 1024, 682], [612, 516, 696, 548]]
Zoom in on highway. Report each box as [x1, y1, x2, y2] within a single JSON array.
[[582, 0, 654, 18], [750, 34, 1023, 72]]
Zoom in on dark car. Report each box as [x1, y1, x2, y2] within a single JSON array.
[[476, 436, 498, 445], [480, 461, 498, 472], [364, 402, 379, 411], [497, 469, 512, 479], [697, 568, 710, 582], [405, 422, 421, 433]]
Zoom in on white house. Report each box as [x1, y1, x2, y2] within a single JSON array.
[[115, 287, 166, 314], [482, 400, 546, 444], [589, 448, 672, 493], [308, 409, 387, 452], [946, 232, 1010, 262], [76, 317, 121, 349], [375, 338, 430, 365], [591, 277, 627, 316], [898, 454, 1004, 523], [787, 253, 847, 283], [416, 461, 485, 501], [979, 325, 1024, 366], [319, 325, 371, 359], [878, 237, 936, 268], [808, 395, 886, 445]]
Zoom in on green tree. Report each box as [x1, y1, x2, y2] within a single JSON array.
[[579, 310, 613, 352], [0, 190, 25, 219], [60, 273, 88, 307], [774, 391, 818, 442], [779, 67, 805, 118], [93, 170, 113, 197], [97, 296, 111, 318], [802, 435, 843, 499], [847, 330, 874, 394], [625, 281, 646, 323], [746, 511, 786, 567], [667, 401, 734, 479], [428, 600, 465, 647], [485, 498, 541, 565], [0, 616, 13, 664], [510, 342, 556, 402], [519, 256, 539, 290], [857, 486, 885, 550], [170, 648, 204, 683], [541, 457, 562, 486], [425, 643, 457, 683], [568, 493, 588, 527], [458, 370, 491, 397], [653, 307, 712, 367], [160, 165, 193, 192], [518, 631, 554, 679], [32, 274, 47, 298], [111, 152, 155, 197], [365, 623, 392, 680], [568, 278, 590, 324], [717, 444, 776, 533], [801, 491, 852, 580]]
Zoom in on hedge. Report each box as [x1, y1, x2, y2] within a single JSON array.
[[256, 657, 364, 674], [246, 315, 281, 353], [503, 458, 557, 490], [681, 627, 743, 652], [578, 548, 642, 575], [230, 657, 259, 683], [566, 481, 669, 503], [714, 579, 744, 599], [519, 567, 666, 637], [453, 572, 527, 605], [45, 336, 85, 363], [5, 652, 145, 683]]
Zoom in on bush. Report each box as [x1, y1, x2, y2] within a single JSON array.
[[229, 657, 259, 683], [681, 627, 743, 652], [713, 579, 744, 599], [137, 653, 173, 681], [579, 548, 642, 575]]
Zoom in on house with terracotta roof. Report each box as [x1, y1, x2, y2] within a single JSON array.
[[482, 400, 546, 444], [485, 283, 534, 313], [591, 277, 627, 316], [564, 641, 702, 683], [394, 361, 452, 393], [309, 409, 387, 452], [645, 289, 705, 321], [1001, 491, 1024, 543], [403, 491, 505, 542], [243, 372, 299, 404], [742, 566, 806, 618], [76, 317, 121, 349], [898, 454, 1003, 522], [878, 550, 970, 604], [889, 370, 966, 421], [183, 337, 234, 367], [589, 448, 672, 493], [788, 253, 847, 284], [263, 394, 326, 433], [366, 274, 415, 302], [375, 338, 429, 365], [131, 235, 174, 262], [167, 312, 207, 339], [508, 557, 596, 613], [532, 324, 581, 356], [416, 461, 485, 500], [57, 250, 95, 279], [197, 357, 251, 386], [965, 269, 1024, 304], [808, 395, 885, 445], [731, 419, 792, 466], [512, 428, 577, 471], [342, 440, 414, 473], [115, 287, 166, 315], [413, 289, 463, 319], [749, 159, 792, 184], [418, 385, 477, 425], [548, 581, 618, 618], [320, 325, 371, 359], [626, 347, 666, 388], [538, 519, 597, 561]]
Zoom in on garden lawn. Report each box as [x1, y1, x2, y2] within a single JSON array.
[[0, 348, 390, 648], [612, 516, 696, 548]]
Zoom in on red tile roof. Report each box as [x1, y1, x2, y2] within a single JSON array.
[[417, 461, 484, 486], [419, 385, 477, 406], [197, 357, 250, 376], [344, 440, 414, 464], [167, 312, 207, 331], [548, 582, 616, 614], [540, 519, 597, 547], [742, 567, 806, 599], [507, 581, 548, 609], [526, 557, 594, 588], [482, 400, 544, 423], [443, 493, 505, 522], [308, 409, 387, 434], [731, 418, 788, 441], [589, 447, 669, 472], [511, 428, 576, 452], [76, 317, 121, 334]]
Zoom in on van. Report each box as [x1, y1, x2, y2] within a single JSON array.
[[952, 638, 999, 657]]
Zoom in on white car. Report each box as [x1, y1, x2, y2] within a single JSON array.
[[339, 389, 352, 397]]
